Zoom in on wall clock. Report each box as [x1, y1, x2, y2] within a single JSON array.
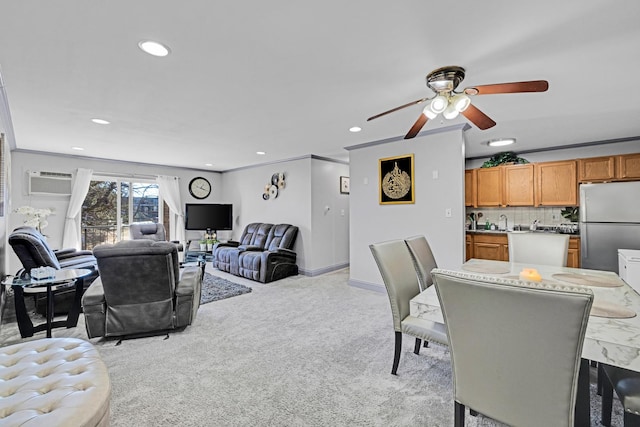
[[188, 177, 211, 199]]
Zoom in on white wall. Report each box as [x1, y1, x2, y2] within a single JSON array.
[[347, 125, 466, 290], [9, 151, 222, 274], [465, 139, 640, 169], [221, 155, 350, 275]]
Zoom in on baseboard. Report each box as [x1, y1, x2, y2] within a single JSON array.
[[298, 262, 349, 277], [347, 279, 385, 293]]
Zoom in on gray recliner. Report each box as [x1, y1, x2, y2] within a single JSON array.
[[130, 222, 184, 251], [82, 240, 202, 338], [237, 224, 299, 283]]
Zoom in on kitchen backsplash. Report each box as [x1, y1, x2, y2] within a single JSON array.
[[466, 206, 573, 230]]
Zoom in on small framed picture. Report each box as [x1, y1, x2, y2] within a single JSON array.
[[379, 154, 415, 204], [340, 176, 350, 194]]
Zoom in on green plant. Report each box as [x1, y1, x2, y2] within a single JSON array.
[[560, 207, 579, 222], [481, 151, 529, 168]]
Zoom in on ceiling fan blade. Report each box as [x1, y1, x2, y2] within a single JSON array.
[[367, 98, 429, 121], [461, 104, 496, 130], [464, 80, 549, 96], [404, 114, 428, 139]]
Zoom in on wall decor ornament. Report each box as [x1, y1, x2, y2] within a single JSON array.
[[379, 154, 415, 205], [262, 172, 286, 200]]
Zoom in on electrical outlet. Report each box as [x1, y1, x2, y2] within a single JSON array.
[[445, 208, 452, 218]]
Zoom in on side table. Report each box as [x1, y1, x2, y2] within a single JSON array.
[[2, 268, 92, 338]]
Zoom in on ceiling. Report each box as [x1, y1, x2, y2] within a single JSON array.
[[1, 1, 639, 172]]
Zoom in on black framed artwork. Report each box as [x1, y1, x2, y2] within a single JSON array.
[[379, 153, 415, 205], [340, 176, 350, 194]]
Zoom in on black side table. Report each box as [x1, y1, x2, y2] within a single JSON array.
[[3, 268, 91, 338]]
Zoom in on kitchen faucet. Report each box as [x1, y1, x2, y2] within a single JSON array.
[[499, 214, 508, 231]]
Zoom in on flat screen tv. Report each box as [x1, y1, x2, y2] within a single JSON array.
[[185, 203, 233, 231]]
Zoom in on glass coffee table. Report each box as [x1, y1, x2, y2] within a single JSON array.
[[3, 268, 92, 338]]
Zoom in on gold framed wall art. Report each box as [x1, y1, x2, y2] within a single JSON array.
[[379, 153, 415, 205]]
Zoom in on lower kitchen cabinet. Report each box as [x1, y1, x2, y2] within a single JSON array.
[[467, 233, 581, 267]]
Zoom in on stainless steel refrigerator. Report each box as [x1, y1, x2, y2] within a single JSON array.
[[580, 181, 640, 273]]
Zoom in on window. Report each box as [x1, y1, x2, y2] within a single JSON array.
[[81, 177, 162, 250]]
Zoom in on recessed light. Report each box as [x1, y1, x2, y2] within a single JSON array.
[[71, 146, 85, 151], [91, 118, 110, 125], [349, 126, 362, 133], [138, 40, 170, 57], [487, 138, 516, 147], [205, 163, 213, 167], [256, 151, 266, 155]]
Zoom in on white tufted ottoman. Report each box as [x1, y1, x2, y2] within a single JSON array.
[[0, 338, 110, 426]]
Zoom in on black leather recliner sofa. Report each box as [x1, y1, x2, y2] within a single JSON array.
[[212, 223, 298, 283]]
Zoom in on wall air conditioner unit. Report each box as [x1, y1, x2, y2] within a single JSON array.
[[28, 171, 73, 196]]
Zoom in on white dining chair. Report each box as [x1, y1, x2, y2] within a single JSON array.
[[370, 239, 448, 375], [431, 268, 593, 427], [507, 232, 570, 266], [404, 235, 438, 292]]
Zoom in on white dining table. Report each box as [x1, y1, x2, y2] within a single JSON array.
[[410, 258, 640, 426]]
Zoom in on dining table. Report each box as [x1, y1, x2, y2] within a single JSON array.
[[410, 258, 640, 426]]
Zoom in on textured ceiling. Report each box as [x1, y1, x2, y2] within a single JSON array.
[[1, 1, 639, 171]]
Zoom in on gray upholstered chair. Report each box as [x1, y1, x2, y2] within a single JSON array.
[[82, 240, 202, 338], [237, 224, 299, 282], [507, 232, 570, 266], [8, 226, 99, 314], [601, 364, 640, 426], [431, 268, 593, 427], [369, 239, 448, 375], [404, 235, 438, 292], [129, 221, 183, 251]]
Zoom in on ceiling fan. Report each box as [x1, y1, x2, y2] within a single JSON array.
[[367, 66, 549, 139]]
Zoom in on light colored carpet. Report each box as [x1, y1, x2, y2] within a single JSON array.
[[0, 267, 625, 426]]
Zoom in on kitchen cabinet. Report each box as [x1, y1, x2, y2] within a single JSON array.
[[534, 160, 578, 206], [503, 164, 534, 206], [465, 169, 477, 207], [578, 156, 616, 182], [618, 153, 640, 180], [476, 167, 502, 207], [567, 238, 581, 268], [467, 233, 581, 267]]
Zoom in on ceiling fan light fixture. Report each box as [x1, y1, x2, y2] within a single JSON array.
[[442, 102, 459, 120], [451, 93, 471, 112], [422, 105, 438, 119], [430, 95, 448, 114], [487, 138, 516, 147]]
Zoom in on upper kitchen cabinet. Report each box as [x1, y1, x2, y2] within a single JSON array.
[[476, 167, 503, 207], [618, 153, 640, 180], [503, 164, 534, 206], [465, 169, 477, 207], [578, 153, 640, 182], [535, 160, 578, 206]]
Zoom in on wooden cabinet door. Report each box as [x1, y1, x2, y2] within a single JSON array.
[[535, 160, 578, 206], [503, 164, 534, 206], [567, 238, 581, 268], [466, 234, 473, 261], [473, 242, 502, 261], [502, 243, 510, 261], [476, 167, 503, 207], [617, 153, 640, 180], [578, 156, 616, 182], [465, 169, 477, 207]]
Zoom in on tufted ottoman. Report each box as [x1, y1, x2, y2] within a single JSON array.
[[0, 338, 110, 426]]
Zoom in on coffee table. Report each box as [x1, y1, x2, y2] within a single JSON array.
[[3, 268, 92, 338]]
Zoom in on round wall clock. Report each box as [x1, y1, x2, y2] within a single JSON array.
[[188, 177, 212, 199]]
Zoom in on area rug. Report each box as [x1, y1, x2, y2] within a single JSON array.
[[200, 273, 252, 304]]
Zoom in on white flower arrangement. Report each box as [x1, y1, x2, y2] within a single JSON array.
[[14, 206, 54, 233]]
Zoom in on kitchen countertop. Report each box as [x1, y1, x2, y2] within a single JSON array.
[[466, 229, 580, 237]]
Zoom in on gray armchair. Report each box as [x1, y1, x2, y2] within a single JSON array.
[[130, 222, 183, 251], [82, 240, 202, 339]]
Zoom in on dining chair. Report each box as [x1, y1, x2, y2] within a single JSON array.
[[404, 235, 438, 292], [600, 364, 640, 427], [507, 232, 570, 266], [369, 240, 448, 375], [431, 268, 593, 427]]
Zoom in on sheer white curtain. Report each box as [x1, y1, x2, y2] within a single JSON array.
[[62, 168, 93, 249], [156, 175, 185, 245]]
